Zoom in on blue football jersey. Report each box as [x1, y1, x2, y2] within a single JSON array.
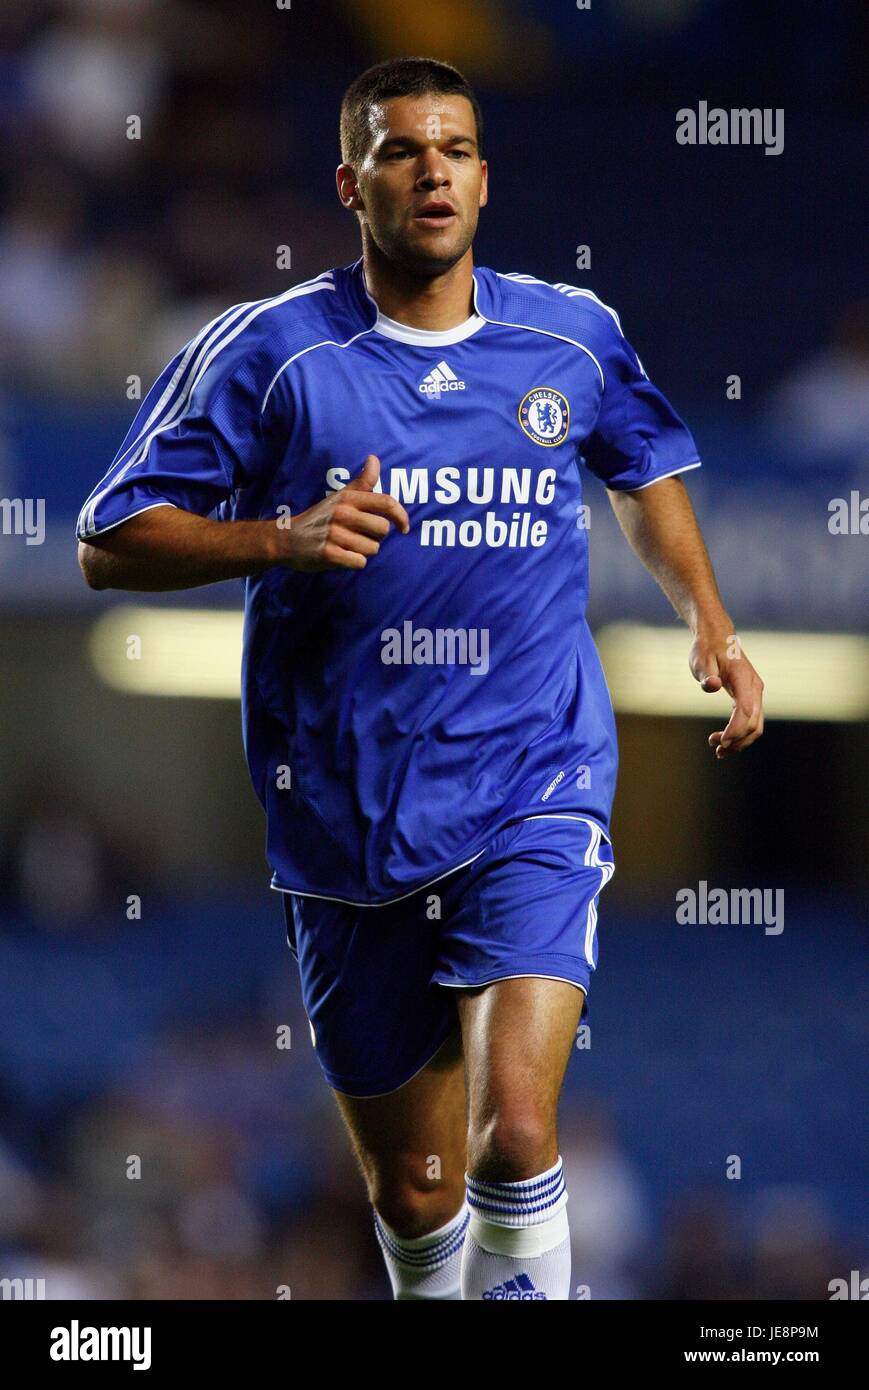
[[77, 259, 700, 904]]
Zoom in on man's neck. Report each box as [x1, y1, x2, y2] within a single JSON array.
[[361, 243, 476, 331]]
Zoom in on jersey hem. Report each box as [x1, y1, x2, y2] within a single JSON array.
[[267, 811, 613, 907], [268, 842, 489, 908]]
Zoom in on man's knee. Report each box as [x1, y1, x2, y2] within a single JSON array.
[[370, 1157, 466, 1237], [468, 1103, 555, 1182]]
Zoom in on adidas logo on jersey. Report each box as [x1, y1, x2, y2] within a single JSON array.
[[418, 360, 466, 395], [481, 1273, 547, 1300]]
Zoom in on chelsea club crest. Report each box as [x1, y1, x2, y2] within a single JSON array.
[[518, 387, 570, 447]]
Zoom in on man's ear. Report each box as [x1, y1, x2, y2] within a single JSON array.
[[336, 164, 363, 211]]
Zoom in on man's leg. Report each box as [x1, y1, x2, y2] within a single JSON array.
[[456, 977, 584, 1301], [333, 1022, 470, 1300]]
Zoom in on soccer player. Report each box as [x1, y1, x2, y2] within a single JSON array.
[[76, 58, 764, 1301]]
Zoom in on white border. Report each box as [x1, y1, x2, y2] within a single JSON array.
[[437, 973, 587, 994], [76, 499, 177, 542], [613, 460, 702, 492]]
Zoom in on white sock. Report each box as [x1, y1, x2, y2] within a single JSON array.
[[461, 1156, 571, 1300], [373, 1201, 469, 1300]]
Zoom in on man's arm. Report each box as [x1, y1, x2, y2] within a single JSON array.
[[79, 509, 286, 592], [607, 475, 764, 758], [78, 454, 409, 591]]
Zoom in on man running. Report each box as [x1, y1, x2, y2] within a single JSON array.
[[77, 57, 764, 1300]]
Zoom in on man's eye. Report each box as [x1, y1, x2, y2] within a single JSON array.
[[383, 149, 471, 160]]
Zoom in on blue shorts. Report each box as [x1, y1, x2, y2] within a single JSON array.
[[279, 814, 615, 1097]]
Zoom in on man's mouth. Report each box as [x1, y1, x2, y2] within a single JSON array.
[[413, 201, 457, 226]]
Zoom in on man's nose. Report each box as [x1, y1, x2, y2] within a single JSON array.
[[415, 154, 451, 188]]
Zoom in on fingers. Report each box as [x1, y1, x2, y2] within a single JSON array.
[[345, 454, 381, 492], [720, 699, 756, 747], [703, 652, 765, 757], [708, 683, 765, 757], [332, 504, 392, 541], [327, 523, 382, 560], [344, 456, 410, 532], [334, 456, 411, 537], [319, 493, 408, 567], [345, 490, 410, 534], [709, 703, 764, 757], [319, 539, 367, 570]]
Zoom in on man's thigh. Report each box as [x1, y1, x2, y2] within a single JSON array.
[[432, 816, 609, 1176], [333, 1023, 467, 1196], [456, 975, 584, 1173]]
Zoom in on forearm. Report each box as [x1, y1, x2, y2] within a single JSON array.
[[607, 476, 731, 636], [78, 507, 285, 592], [78, 457, 411, 590]]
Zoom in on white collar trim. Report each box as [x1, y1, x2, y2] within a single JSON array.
[[372, 307, 486, 346]]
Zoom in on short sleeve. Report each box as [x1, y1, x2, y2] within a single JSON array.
[[76, 332, 278, 540], [579, 310, 701, 492]]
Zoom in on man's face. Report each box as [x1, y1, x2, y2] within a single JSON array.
[[339, 93, 488, 275]]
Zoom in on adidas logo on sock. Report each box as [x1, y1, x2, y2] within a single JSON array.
[[481, 1272, 547, 1300], [418, 360, 466, 395]]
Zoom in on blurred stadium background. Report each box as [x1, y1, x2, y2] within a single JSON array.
[[0, 0, 866, 1300]]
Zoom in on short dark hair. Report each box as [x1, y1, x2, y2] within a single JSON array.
[[340, 57, 483, 168]]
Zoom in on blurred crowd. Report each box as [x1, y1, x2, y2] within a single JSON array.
[[0, 0, 353, 396]]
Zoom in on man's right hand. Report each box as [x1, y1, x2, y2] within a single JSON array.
[[281, 454, 410, 572]]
